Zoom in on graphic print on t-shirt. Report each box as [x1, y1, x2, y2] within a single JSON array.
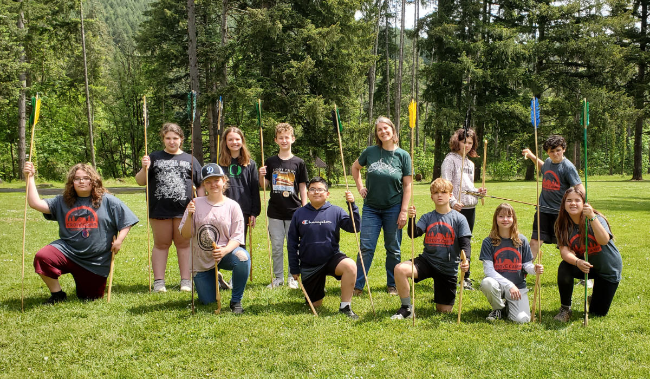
[[367, 158, 400, 175], [493, 247, 522, 273], [154, 159, 190, 201], [198, 224, 220, 251], [65, 206, 98, 238], [569, 233, 602, 257], [228, 164, 242, 177], [272, 169, 295, 193], [424, 222, 455, 247], [542, 170, 561, 191]]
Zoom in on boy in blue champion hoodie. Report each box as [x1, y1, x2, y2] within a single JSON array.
[[288, 177, 361, 319]]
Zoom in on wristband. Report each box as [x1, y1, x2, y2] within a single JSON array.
[[589, 215, 597, 222]]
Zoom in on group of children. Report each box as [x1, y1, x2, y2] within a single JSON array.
[[24, 116, 621, 323]]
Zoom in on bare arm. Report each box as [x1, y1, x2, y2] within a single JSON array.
[[559, 245, 592, 274], [351, 160, 366, 198], [135, 156, 149, 186], [111, 226, 132, 254], [522, 148, 544, 171], [258, 166, 268, 189], [179, 201, 195, 239], [23, 162, 50, 214], [299, 182, 308, 206], [397, 175, 412, 229]]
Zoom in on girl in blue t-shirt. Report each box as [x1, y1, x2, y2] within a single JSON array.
[[479, 203, 543, 323], [553, 188, 622, 322]]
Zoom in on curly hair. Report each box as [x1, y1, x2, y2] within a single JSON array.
[[374, 116, 399, 146], [489, 203, 522, 248], [449, 128, 479, 158], [160, 122, 184, 141], [543, 135, 566, 152], [219, 127, 251, 167], [555, 187, 611, 250], [275, 123, 294, 138], [63, 164, 107, 209]]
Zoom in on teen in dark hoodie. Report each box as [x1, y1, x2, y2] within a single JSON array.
[[287, 177, 361, 319]]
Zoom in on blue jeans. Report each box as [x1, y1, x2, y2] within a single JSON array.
[[355, 203, 402, 289], [194, 247, 250, 304]]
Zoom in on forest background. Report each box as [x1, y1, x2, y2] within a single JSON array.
[[1, 0, 649, 183]]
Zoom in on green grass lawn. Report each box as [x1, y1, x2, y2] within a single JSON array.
[[1, 179, 648, 377]]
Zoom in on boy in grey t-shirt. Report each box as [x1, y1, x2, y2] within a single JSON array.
[[522, 135, 584, 259]]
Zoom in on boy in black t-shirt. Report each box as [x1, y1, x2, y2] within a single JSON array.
[[259, 123, 308, 289]]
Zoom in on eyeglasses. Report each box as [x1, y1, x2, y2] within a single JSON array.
[[73, 177, 92, 183], [308, 188, 327, 194]]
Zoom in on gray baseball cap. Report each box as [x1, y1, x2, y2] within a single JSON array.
[[201, 163, 225, 180]]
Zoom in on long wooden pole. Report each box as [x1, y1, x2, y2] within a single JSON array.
[[258, 100, 275, 287], [248, 217, 253, 282], [143, 96, 152, 293], [481, 139, 487, 205], [190, 91, 197, 314], [212, 242, 222, 314], [298, 277, 318, 316], [107, 236, 117, 302], [457, 249, 467, 324], [334, 105, 375, 315], [531, 98, 542, 323], [462, 191, 558, 212], [408, 99, 416, 326], [21, 94, 40, 312], [583, 98, 590, 327]]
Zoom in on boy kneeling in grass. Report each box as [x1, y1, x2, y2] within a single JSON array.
[[391, 178, 471, 319], [287, 177, 361, 319]]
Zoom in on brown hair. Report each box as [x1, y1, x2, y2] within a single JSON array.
[[555, 187, 611, 248], [159, 123, 184, 142], [374, 116, 399, 146], [275, 123, 294, 137], [489, 203, 522, 248], [219, 127, 251, 167], [203, 175, 230, 193], [449, 128, 479, 158], [63, 163, 107, 208], [430, 178, 453, 194]]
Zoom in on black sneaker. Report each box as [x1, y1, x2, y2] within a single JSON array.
[[230, 301, 244, 314], [339, 305, 359, 320], [45, 290, 67, 304], [390, 305, 413, 320], [486, 308, 502, 321]]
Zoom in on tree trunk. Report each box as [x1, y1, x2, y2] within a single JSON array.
[[367, 0, 384, 146], [633, 2, 646, 180], [188, 0, 203, 164], [385, 9, 391, 119], [17, 4, 26, 180], [394, 0, 405, 136], [80, 0, 96, 168], [414, 0, 420, 147]]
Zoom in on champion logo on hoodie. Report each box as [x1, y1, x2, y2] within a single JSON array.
[[301, 220, 333, 225]]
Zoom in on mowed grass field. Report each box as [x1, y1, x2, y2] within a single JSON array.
[[0, 178, 648, 378]]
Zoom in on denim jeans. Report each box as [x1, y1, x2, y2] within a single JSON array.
[[355, 202, 402, 289], [194, 247, 250, 304]]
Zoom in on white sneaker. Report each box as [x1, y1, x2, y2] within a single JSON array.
[[180, 279, 192, 292], [153, 279, 167, 293], [287, 276, 299, 289], [266, 278, 284, 289], [578, 279, 594, 289]]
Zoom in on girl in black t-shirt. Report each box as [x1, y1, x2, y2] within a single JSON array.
[[136, 123, 203, 293]]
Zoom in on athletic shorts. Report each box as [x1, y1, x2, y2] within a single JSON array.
[[412, 255, 457, 306], [531, 211, 558, 244], [301, 252, 349, 303], [33, 245, 107, 300]]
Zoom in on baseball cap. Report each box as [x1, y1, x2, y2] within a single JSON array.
[[201, 163, 225, 180]]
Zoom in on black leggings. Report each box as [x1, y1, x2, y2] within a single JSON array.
[[459, 208, 476, 280], [557, 261, 619, 316]]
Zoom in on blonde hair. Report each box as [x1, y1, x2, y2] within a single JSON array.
[[219, 127, 251, 167], [275, 123, 294, 137], [489, 203, 522, 247], [430, 178, 453, 194], [374, 116, 399, 146]]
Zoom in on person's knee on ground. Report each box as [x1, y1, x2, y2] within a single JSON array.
[[509, 311, 530, 323]]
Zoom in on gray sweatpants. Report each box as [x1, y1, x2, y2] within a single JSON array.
[[268, 218, 291, 279], [480, 277, 531, 323]]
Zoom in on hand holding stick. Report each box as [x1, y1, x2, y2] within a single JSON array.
[[296, 275, 318, 316]]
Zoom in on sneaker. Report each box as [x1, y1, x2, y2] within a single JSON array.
[[554, 306, 572, 322], [153, 279, 167, 293], [463, 278, 474, 291], [45, 291, 67, 304], [266, 278, 284, 289], [287, 276, 299, 289], [391, 305, 413, 320], [578, 279, 593, 288], [230, 301, 244, 314], [180, 279, 192, 292], [353, 288, 363, 296], [218, 272, 232, 290], [339, 305, 359, 320], [386, 286, 398, 296], [486, 308, 502, 321]]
